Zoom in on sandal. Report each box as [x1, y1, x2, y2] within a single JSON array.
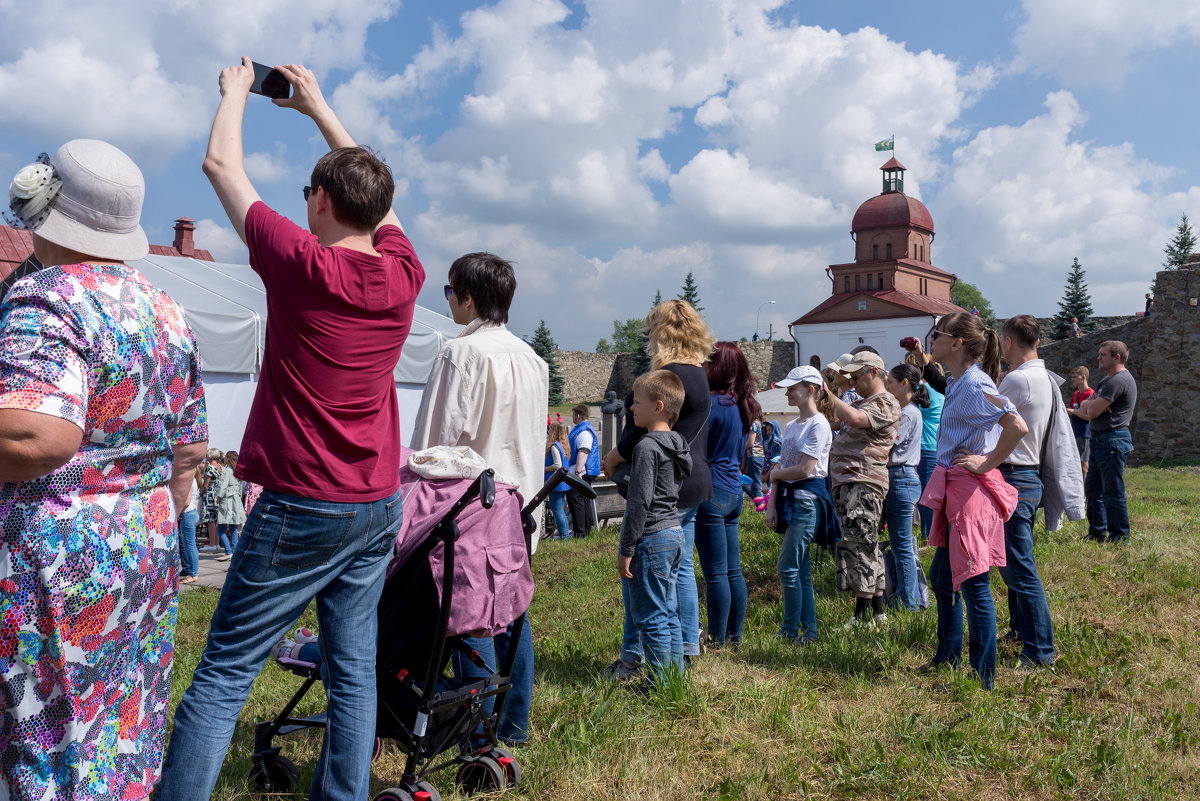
[[181, 576, 199, 584]]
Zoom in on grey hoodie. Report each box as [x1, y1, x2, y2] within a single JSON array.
[[619, 430, 692, 557]]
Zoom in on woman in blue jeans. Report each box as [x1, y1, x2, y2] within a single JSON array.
[[765, 366, 833, 643], [544, 421, 573, 539], [884, 364, 928, 610], [178, 480, 200, 584], [695, 342, 758, 649]]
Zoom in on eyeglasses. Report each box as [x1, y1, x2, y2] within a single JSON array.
[[302, 186, 315, 201], [443, 284, 454, 301]]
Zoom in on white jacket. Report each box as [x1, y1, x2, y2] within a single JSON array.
[[1040, 369, 1086, 530]]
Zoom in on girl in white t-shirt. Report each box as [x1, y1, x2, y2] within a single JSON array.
[[765, 367, 832, 643]]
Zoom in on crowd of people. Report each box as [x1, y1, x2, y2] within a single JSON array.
[[0, 54, 1142, 801]]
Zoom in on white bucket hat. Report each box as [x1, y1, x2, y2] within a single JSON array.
[[9, 139, 148, 261]]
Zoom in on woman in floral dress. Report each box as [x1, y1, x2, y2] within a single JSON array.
[[0, 140, 207, 800]]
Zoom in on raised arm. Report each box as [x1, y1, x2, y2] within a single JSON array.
[[202, 57, 262, 244], [273, 64, 403, 233]]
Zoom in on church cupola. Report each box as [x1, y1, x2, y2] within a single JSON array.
[[881, 157, 905, 194]]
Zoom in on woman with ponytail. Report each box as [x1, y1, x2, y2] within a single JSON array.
[[920, 312, 1027, 689], [884, 363, 928, 610]]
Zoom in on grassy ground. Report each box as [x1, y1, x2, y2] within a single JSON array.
[[175, 465, 1200, 799]]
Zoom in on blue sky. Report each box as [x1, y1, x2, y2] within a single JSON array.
[[3, 0, 1198, 349]]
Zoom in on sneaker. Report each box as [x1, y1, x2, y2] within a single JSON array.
[[872, 613, 889, 628], [601, 659, 642, 680], [216, 554, 232, 562], [271, 638, 299, 661], [293, 627, 318, 645], [843, 616, 867, 631]]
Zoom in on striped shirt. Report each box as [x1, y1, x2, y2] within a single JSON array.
[[935, 363, 1017, 468]]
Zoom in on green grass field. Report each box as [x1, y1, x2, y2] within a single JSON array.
[[176, 465, 1200, 799]]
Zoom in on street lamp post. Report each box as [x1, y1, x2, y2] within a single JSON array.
[[756, 300, 776, 340]]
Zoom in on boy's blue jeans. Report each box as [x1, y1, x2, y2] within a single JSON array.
[[624, 527, 684, 685], [778, 495, 819, 641], [621, 506, 698, 664], [157, 488, 402, 801]]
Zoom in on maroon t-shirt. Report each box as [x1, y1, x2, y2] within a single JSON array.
[[236, 202, 425, 501]]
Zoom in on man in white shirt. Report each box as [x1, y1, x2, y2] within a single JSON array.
[[997, 314, 1056, 668], [410, 251, 549, 744]]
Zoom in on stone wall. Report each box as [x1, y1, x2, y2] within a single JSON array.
[[555, 340, 795, 403], [1039, 267, 1200, 464], [996, 315, 1140, 344]]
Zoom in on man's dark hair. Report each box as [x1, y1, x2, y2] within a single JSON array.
[[1001, 314, 1040, 350], [448, 252, 516, 325], [310, 146, 394, 230], [572, 404, 589, 418]]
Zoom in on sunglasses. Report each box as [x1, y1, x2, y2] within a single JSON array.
[[930, 330, 957, 342], [302, 185, 315, 201], [443, 284, 454, 301]]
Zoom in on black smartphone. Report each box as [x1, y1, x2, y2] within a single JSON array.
[[249, 61, 291, 100]]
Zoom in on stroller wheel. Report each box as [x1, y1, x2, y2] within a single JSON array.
[[248, 751, 299, 794], [490, 747, 522, 786], [373, 789, 413, 801], [414, 780, 443, 801], [372, 736, 384, 763], [456, 756, 507, 794]]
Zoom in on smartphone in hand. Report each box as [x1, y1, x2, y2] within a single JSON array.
[[249, 61, 291, 100]]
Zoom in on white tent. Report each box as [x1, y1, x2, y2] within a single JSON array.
[[132, 253, 460, 451], [755, 387, 799, 428]]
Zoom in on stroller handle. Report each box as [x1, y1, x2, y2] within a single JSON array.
[[445, 468, 496, 521]]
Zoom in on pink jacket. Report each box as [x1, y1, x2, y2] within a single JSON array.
[[919, 465, 1018, 590]]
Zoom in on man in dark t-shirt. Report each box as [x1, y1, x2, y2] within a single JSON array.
[[1076, 340, 1138, 543], [158, 61, 424, 801]]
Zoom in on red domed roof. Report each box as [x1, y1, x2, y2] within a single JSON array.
[[851, 193, 934, 234]]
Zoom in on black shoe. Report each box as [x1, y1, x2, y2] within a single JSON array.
[[1010, 654, 1055, 672], [916, 659, 953, 674]]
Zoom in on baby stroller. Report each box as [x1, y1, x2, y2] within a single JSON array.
[[248, 454, 595, 800]]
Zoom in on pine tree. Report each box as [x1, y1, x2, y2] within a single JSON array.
[[1163, 213, 1197, 270], [632, 294, 656, 377], [609, 319, 643, 352], [595, 338, 611, 354], [653, 289, 662, 307], [678, 272, 702, 311], [1052, 258, 1096, 340], [530, 320, 565, 405]]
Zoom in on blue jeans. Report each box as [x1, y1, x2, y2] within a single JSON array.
[[745, 456, 763, 499], [777, 495, 819, 641], [548, 490, 571, 540], [218, 522, 238, 555], [929, 543, 997, 690], [622, 506, 699, 662], [454, 611, 534, 744], [998, 466, 1055, 664], [695, 489, 747, 646], [885, 465, 922, 610], [157, 488, 402, 801], [917, 449, 937, 541], [624, 528, 684, 685], [1086, 428, 1133, 542], [178, 508, 199, 577]]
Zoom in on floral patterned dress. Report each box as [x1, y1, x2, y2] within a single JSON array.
[[0, 263, 207, 800]]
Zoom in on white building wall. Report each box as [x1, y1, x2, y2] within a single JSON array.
[[789, 315, 941, 372]]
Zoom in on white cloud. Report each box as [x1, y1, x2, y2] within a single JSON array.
[[244, 146, 291, 183], [935, 91, 1197, 316], [193, 218, 247, 263], [1011, 0, 1200, 86]]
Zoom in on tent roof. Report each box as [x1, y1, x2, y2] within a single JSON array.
[[133, 253, 460, 382], [756, 387, 799, 416]]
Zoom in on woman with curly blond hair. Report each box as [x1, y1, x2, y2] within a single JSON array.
[[603, 299, 715, 676]]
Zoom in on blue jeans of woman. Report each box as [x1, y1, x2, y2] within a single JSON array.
[[218, 522, 238, 555], [917, 449, 936, 541], [454, 612, 534, 744], [548, 489, 571, 540], [745, 455, 763, 500], [695, 488, 747, 646], [621, 505, 700, 663], [178, 508, 199, 577], [885, 465, 922, 610], [777, 495, 820, 641], [929, 543, 996, 689]]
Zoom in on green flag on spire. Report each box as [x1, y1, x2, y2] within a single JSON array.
[[874, 135, 894, 152]]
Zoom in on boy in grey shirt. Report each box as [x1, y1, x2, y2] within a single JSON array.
[[617, 370, 692, 689]]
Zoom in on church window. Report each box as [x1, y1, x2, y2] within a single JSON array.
[[844, 275, 850, 293], [879, 273, 885, 289], [858, 300, 868, 311], [867, 274, 874, 290], [886, 243, 892, 259], [855, 275, 861, 290], [872, 244, 878, 260]]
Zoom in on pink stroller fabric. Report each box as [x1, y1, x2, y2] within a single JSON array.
[[388, 452, 534, 638]]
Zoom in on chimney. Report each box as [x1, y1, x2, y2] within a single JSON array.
[[172, 217, 196, 256]]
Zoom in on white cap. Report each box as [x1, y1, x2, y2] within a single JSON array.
[[775, 365, 823, 388]]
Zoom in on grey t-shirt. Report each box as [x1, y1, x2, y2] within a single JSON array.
[[888, 403, 922, 467], [619, 431, 692, 557], [1089, 369, 1137, 433]]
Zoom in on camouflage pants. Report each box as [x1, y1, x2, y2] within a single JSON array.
[[834, 483, 886, 595]]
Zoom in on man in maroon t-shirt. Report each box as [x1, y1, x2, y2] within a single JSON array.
[[159, 60, 424, 801]]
